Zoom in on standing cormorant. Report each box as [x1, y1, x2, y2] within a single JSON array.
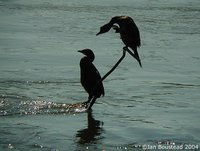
[[78, 49, 104, 110], [96, 16, 142, 67]]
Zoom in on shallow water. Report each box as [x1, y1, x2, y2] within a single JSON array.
[[1, 0, 200, 150]]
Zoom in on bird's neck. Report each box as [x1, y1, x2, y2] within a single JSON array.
[[89, 53, 95, 62], [83, 55, 94, 63], [109, 19, 115, 26], [110, 17, 119, 25]]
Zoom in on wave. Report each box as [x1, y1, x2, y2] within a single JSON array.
[[160, 82, 200, 88]]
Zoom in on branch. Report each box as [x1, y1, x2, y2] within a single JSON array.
[[87, 47, 127, 109]]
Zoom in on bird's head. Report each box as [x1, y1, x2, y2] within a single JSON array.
[[96, 23, 112, 36], [78, 49, 95, 61]]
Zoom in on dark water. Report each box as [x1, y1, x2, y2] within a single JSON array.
[[1, 0, 200, 150]]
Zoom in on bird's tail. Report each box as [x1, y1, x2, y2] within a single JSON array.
[[133, 49, 142, 67], [124, 47, 142, 67]]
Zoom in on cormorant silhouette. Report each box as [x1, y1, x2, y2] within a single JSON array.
[[78, 49, 104, 110], [96, 16, 142, 67]]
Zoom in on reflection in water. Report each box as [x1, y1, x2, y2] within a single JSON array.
[[76, 111, 104, 144]]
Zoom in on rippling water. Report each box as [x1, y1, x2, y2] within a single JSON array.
[[1, 0, 200, 150]]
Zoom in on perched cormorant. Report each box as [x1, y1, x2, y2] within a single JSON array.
[[78, 49, 104, 109], [96, 16, 142, 67]]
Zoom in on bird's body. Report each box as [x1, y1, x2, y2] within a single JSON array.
[[78, 49, 104, 109], [96, 16, 142, 67], [80, 57, 104, 99]]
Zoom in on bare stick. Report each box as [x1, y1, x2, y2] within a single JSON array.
[[99, 48, 126, 83], [87, 47, 127, 109]]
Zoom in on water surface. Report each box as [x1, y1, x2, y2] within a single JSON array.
[[1, 0, 200, 150]]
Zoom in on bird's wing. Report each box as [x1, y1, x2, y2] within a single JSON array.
[[128, 18, 141, 47], [92, 65, 105, 96]]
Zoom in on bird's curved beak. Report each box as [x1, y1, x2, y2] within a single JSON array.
[[78, 50, 82, 53]]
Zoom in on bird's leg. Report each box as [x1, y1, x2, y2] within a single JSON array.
[[87, 96, 97, 110]]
